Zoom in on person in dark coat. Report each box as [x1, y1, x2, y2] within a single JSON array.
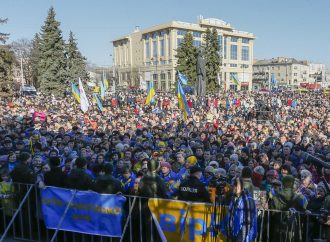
[[66, 157, 93, 191], [44, 157, 67, 188], [178, 166, 211, 203], [93, 163, 122, 194], [10, 152, 37, 184], [139, 159, 167, 198]]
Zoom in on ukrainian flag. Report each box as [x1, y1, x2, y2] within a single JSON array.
[[145, 81, 155, 105], [99, 80, 105, 100], [231, 73, 239, 86], [71, 82, 80, 103], [93, 93, 104, 112], [177, 81, 192, 120], [103, 79, 109, 90]]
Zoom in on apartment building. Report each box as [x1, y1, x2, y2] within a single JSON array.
[[112, 16, 255, 91]]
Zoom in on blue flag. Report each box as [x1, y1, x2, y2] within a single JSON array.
[[178, 72, 188, 85], [271, 73, 278, 87], [93, 93, 104, 112], [41, 187, 126, 237]]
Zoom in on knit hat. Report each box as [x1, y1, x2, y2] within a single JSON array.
[[253, 166, 265, 176], [215, 168, 227, 177], [241, 147, 250, 155], [186, 155, 197, 166], [205, 166, 215, 174], [282, 175, 295, 188], [266, 169, 278, 178], [160, 161, 171, 170], [209, 161, 219, 168], [230, 154, 239, 162]]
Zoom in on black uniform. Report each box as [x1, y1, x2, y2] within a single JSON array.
[[178, 175, 211, 203], [139, 174, 167, 198], [10, 163, 37, 184], [44, 167, 67, 188], [93, 174, 122, 194], [66, 168, 93, 191]]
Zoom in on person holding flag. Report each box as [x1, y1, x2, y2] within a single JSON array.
[[79, 78, 90, 113], [177, 72, 192, 120], [71, 82, 80, 103], [145, 81, 155, 105]]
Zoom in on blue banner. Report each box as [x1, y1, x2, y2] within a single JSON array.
[[41, 187, 126, 237]]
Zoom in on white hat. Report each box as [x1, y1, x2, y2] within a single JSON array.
[[209, 161, 219, 168]]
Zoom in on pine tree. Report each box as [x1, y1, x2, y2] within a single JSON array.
[[30, 33, 41, 88], [175, 32, 198, 86], [66, 31, 89, 85], [0, 45, 15, 97], [38, 7, 67, 97], [204, 28, 221, 92]]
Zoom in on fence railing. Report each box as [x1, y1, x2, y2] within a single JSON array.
[[0, 183, 328, 242]]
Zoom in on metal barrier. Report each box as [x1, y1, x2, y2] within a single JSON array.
[[0, 183, 328, 242]]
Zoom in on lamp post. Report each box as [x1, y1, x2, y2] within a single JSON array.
[[285, 58, 288, 89]]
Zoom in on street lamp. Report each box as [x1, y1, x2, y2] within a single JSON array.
[[285, 58, 288, 89]]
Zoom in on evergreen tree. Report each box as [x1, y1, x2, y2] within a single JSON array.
[[37, 7, 67, 96], [66, 31, 89, 84], [30, 34, 41, 88], [0, 45, 15, 97], [0, 18, 9, 44], [203, 28, 221, 92], [175, 32, 198, 86]]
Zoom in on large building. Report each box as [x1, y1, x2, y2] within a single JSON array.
[[253, 57, 327, 90], [112, 16, 255, 91]]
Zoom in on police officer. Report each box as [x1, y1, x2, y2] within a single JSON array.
[[178, 166, 211, 203]]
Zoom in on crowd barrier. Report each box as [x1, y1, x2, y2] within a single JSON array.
[[0, 183, 328, 242]]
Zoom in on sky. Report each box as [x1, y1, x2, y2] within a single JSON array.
[[1, 0, 330, 68]]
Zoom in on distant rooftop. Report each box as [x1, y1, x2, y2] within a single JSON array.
[[254, 57, 309, 66]]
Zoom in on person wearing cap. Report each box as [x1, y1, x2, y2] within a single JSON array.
[[177, 155, 197, 182], [178, 166, 211, 203], [261, 169, 279, 192], [159, 162, 178, 183], [299, 169, 317, 201]]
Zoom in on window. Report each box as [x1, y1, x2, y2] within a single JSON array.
[[242, 38, 249, 44], [145, 41, 150, 58], [278, 66, 280, 70], [224, 37, 227, 59], [145, 34, 150, 40], [230, 84, 238, 91], [294, 73, 297, 76], [193, 40, 201, 47], [153, 74, 158, 81], [168, 71, 171, 80], [193, 32, 201, 38], [230, 45, 237, 60], [160, 39, 165, 56], [161, 81, 166, 91], [231, 37, 238, 42], [154, 81, 158, 90], [218, 35, 223, 49], [278, 73, 281, 76], [230, 64, 237, 67], [241, 46, 249, 61], [177, 38, 184, 47], [153, 40, 157, 57], [160, 73, 166, 80], [294, 79, 298, 83], [177, 30, 187, 36], [168, 37, 171, 56], [152, 33, 157, 39], [159, 31, 165, 37], [241, 64, 249, 68]]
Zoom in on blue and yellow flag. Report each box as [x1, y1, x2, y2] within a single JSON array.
[[103, 79, 109, 90], [177, 81, 191, 120], [99, 80, 105, 100], [178, 72, 188, 85], [93, 93, 104, 112], [71, 82, 80, 103], [230, 73, 239, 86], [145, 81, 155, 105]]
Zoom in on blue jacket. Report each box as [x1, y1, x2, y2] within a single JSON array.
[[118, 173, 136, 193], [222, 192, 257, 242]]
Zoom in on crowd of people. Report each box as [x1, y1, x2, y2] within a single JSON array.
[[0, 89, 329, 241]]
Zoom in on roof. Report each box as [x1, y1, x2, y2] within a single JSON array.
[[254, 57, 309, 66]]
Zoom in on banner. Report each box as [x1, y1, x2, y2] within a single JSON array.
[[41, 187, 126, 237], [148, 199, 227, 242]]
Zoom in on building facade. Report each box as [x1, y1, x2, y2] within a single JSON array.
[[253, 57, 327, 90], [112, 16, 255, 91]]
